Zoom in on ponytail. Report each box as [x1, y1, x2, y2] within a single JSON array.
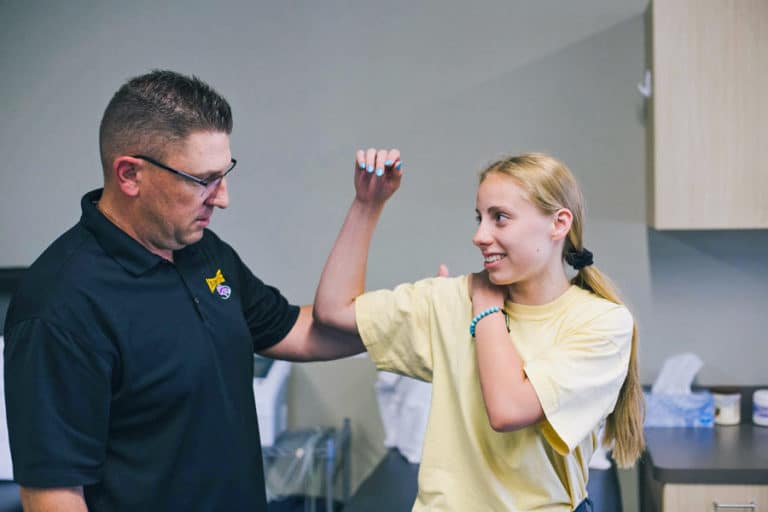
[[573, 265, 645, 468]]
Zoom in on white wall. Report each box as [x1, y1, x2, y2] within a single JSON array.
[[2, 1, 767, 509]]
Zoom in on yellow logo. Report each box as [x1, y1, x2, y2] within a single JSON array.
[[205, 269, 226, 293]]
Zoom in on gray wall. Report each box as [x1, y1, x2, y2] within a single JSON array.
[[2, 1, 767, 509]]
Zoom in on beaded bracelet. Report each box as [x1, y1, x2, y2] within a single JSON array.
[[469, 306, 505, 337]]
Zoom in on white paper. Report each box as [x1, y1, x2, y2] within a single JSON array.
[[651, 352, 703, 395]]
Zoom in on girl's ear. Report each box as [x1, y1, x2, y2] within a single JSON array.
[[551, 208, 573, 241]]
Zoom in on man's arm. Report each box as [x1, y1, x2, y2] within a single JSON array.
[[261, 148, 402, 361], [257, 305, 365, 361], [20, 486, 88, 512]]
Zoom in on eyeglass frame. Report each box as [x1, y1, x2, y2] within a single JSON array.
[[131, 154, 237, 192]]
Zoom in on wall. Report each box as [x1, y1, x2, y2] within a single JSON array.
[[2, 1, 767, 510]]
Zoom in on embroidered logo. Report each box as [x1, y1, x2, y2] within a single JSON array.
[[205, 269, 226, 293], [216, 284, 232, 300]]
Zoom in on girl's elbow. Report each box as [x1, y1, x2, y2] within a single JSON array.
[[488, 414, 522, 433], [312, 302, 342, 326], [486, 406, 539, 433], [311, 303, 356, 332], [312, 304, 333, 326]]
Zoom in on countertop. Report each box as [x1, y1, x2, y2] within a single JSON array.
[[645, 423, 768, 484]]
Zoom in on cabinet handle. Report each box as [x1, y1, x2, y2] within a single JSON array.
[[637, 69, 652, 98], [713, 502, 756, 511]]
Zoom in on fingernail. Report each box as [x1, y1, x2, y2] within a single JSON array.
[[366, 165, 374, 173], [395, 161, 402, 170], [358, 161, 365, 169], [385, 160, 393, 166], [375, 168, 384, 177]]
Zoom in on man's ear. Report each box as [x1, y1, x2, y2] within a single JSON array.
[[551, 208, 573, 241], [112, 156, 142, 197]]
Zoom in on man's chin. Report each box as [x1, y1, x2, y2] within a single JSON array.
[[179, 229, 205, 247]]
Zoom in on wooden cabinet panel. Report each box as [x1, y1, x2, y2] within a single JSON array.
[[663, 483, 768, 511], [648, 0, 768, 229]]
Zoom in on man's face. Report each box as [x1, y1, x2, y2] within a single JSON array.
[[137, 131, 232, 256]]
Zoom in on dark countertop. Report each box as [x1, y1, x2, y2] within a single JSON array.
[[645, 424, 768, 485]]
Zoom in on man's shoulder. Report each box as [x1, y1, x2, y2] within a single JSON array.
[[7, 222, 105, 326]]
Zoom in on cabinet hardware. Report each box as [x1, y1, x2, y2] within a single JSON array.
[[713, 501, 756, 511]]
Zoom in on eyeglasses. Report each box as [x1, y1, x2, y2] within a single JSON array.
[[132, 154, 237, 196]]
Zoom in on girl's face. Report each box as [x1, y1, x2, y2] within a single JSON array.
[[473, 173, 563, 287]]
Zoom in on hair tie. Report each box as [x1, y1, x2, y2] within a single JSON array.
[[565, 247, 594, 270]]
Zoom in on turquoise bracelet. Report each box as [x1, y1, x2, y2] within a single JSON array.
[[469, 306, 502, 337]]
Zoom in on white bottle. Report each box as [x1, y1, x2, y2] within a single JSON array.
[[753, 389, 768, 427]]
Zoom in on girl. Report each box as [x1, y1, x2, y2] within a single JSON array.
[[314, 150, 644, 511]]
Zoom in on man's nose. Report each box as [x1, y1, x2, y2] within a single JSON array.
[[206, 178, 229, 209]]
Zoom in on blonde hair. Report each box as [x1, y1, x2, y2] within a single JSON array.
[[479, 153, 644, 468]]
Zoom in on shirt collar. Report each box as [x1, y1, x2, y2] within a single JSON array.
[[79, 189, 166, 276]]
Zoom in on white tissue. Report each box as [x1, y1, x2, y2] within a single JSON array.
[[645, 352, 714, 427], [651, 352, 703, 395]]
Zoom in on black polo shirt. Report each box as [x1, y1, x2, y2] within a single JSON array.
[[3, 189, 299, 511]]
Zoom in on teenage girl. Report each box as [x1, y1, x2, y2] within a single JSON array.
[[313, 149, 644, 511]]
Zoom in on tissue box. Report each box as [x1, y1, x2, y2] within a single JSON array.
[[253, 356, 291, 446], [644, 391, 715, 427]]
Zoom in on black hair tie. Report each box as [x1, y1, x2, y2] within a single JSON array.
[[565, 248, 594, 270]]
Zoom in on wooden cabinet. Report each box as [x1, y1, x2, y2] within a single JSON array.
[[641, 457, 768, 511], [665, 484, 768, 510], [647, 0, 768, 229], [639, 424, 768, 512], [653, 482, 767, 511]]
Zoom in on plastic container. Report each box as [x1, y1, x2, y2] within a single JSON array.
[[711, 388, 741, 426], [754, 389, 768, 427]]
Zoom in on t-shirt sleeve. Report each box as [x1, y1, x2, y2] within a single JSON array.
[[4, 318, 115, 487], [236, 257, 300, 352], [355, 278, 447, 383], [524, 305, 634, 454]]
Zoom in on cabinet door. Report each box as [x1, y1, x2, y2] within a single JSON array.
[[649, 0, 768, 229], [663, 484, 768, 511]]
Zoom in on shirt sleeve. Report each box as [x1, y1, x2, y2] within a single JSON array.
[[236, 257, 300, 352], [4, 318, 115, 487], [524, 305, 634, 454], [355, 277, 453, 383]]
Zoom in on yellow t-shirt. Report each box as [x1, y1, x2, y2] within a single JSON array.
[[355, 275, 633, 512]]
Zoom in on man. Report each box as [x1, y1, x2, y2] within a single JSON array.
[[3, 70, 366, 511]]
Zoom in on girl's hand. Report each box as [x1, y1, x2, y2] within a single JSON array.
[[354, 148, 402, 205], [469, 270, 507, 314]]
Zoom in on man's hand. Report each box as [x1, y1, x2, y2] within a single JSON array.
[[354, 148, 402, 205], [436, 264, 449, 277], [468, 270, 507, 314]]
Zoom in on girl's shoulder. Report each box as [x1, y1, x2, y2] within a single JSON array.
[[564, 286, 634, 337]]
